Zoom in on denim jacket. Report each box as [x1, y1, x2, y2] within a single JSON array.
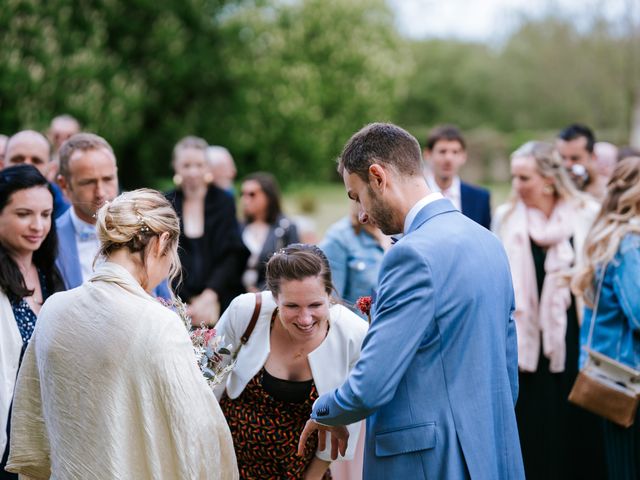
[[579, 232, 640, 369], [320, 216, 384, 316]]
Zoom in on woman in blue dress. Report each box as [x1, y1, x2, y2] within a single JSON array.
[[0, 165, 64, 478]]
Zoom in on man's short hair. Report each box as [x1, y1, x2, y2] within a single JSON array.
[[338, 123, 423, 182], [425, 125, 466, 151], [58, 133, 114, 180], [557, 124, 596, 153]]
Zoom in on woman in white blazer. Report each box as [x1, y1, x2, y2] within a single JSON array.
[[215, 243, 368, 480], [0, 165, 65, 477]]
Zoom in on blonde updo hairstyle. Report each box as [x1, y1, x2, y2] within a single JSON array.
[[95, 188, 181, 291]]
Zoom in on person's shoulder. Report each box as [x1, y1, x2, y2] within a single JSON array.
[[619, 231, 640, 254], [322, 217, 353, 241], [329, 303, 368, 337], [461, 180, 490, 198]]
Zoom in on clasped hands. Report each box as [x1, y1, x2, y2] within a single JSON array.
[[297, 419, 350, 460]]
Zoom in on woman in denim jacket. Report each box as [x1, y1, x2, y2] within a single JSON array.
[[573, 156, 640, 480]]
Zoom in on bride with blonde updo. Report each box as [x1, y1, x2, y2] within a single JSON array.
[[6, 189, 238, 480]]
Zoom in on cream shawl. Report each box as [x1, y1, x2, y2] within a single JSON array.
[[6, 262, 238, 479]]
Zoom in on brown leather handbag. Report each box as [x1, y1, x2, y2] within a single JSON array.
[[568, 266, 640, 428]]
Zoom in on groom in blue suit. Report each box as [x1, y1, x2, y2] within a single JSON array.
[[299, 123, 524, 479]]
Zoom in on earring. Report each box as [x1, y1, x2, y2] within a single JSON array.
[[543, 184, 554, 195], [172, 174, 182, 186]]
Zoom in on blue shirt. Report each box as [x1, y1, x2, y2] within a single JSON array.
[[580, 232, 640, 369], [320, 217, 385, 317]]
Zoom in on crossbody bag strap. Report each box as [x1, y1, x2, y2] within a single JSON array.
[[241, 292, 262, 344], [585, 263, 608, 351]]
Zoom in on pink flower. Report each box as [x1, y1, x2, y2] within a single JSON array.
[[204, 328, 217, 345]]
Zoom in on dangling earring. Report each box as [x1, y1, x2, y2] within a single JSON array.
[[173, 174, 183, 187], [203, 172, 214, 184], [543, 184, 554, 195]]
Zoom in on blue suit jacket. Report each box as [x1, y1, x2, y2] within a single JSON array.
[[56, 209, 171, 299], [311, 199, 524, 479], [460, 181, 491, 230]]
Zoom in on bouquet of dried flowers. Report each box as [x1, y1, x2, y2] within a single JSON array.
[[356, 295, 372, 323], [160, 297, 235, 389]]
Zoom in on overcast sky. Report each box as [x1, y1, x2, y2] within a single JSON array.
[[388, 0, 632, 42]]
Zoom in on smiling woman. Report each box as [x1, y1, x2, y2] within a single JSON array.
[[214, 243, 368, 480], [0, 164, 64, 477]]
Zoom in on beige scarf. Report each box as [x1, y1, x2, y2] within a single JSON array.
[[502, 200, 575, 373]]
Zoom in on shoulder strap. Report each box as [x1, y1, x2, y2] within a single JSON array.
[[585, 263, 608, 351], [240, 292, 262, 345]]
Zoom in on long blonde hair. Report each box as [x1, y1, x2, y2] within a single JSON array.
[[572, 157, 640, 305], [95, 188, 182, 292]]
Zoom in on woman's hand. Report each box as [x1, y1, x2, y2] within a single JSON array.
[[303, 457, 331, 480], [187, 289, 220, 326]]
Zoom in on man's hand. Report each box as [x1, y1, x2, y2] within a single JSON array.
[[298, 419, 349, 460]]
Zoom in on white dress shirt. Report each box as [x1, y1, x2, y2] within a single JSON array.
[[69, 208, 101, 282], [426, 173, 462, 211]]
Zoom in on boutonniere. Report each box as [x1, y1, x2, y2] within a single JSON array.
[[356, 296, 372, 323]]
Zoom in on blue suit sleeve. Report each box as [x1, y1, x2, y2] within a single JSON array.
[[312, 243, 436, 426]]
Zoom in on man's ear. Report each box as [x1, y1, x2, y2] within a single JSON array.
[[57, 174, 70, 196], [368, 163, 387, 192], [422, 148, 431, 162]]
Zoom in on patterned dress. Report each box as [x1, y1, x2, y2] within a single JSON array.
[[220, 366, 332, 480]]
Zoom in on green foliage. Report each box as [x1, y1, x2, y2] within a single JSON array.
[[215, 0, 409, 183]]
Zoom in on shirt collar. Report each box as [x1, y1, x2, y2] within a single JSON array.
[[426, 172, 460, 196], [403, 192, 444, 234], [70, 207, 97, 241]]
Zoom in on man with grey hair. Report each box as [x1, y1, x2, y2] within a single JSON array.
[[2, 130, 70, 217], [206, 145, 237, 195]]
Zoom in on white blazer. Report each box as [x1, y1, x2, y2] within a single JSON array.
[[0, 289, 21, 455], [215, 291, 368, 461]]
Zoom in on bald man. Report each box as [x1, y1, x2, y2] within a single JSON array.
[[3, 130, 70, 217], [206, 145, 237, 195]]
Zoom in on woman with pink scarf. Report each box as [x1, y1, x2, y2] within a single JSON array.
[[493, 141, 605, 480]]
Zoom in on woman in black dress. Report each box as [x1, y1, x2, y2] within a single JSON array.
[[166, 136, 248, 325], [493, 141, 606, 479]]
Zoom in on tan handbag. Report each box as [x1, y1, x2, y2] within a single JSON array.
[[568, 265, 640, 428]]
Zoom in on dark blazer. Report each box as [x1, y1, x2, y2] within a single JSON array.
[[166, 186, 249, 313], [242, 215, 299, 291], [460, 181, 491, 230]]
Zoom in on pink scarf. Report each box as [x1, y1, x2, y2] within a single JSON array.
[[501, 200, 575, 373]]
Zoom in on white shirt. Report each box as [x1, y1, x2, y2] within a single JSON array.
[[403, 192, 444, 234], [69, 208, 101, 282], [426, 173, 462, 211]]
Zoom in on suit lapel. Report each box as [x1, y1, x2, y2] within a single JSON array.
[[55, 212, 83, 289]]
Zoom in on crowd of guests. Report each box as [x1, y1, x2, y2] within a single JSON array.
[[0, 115, 639, 480]]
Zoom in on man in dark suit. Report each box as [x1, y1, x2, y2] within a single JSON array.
[[423, 125, 491, 229]]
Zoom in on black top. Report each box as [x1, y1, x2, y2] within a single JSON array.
[[242, 215, 299, 291], [261, 368, 314, 404], [166, 186, 249, 312]]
